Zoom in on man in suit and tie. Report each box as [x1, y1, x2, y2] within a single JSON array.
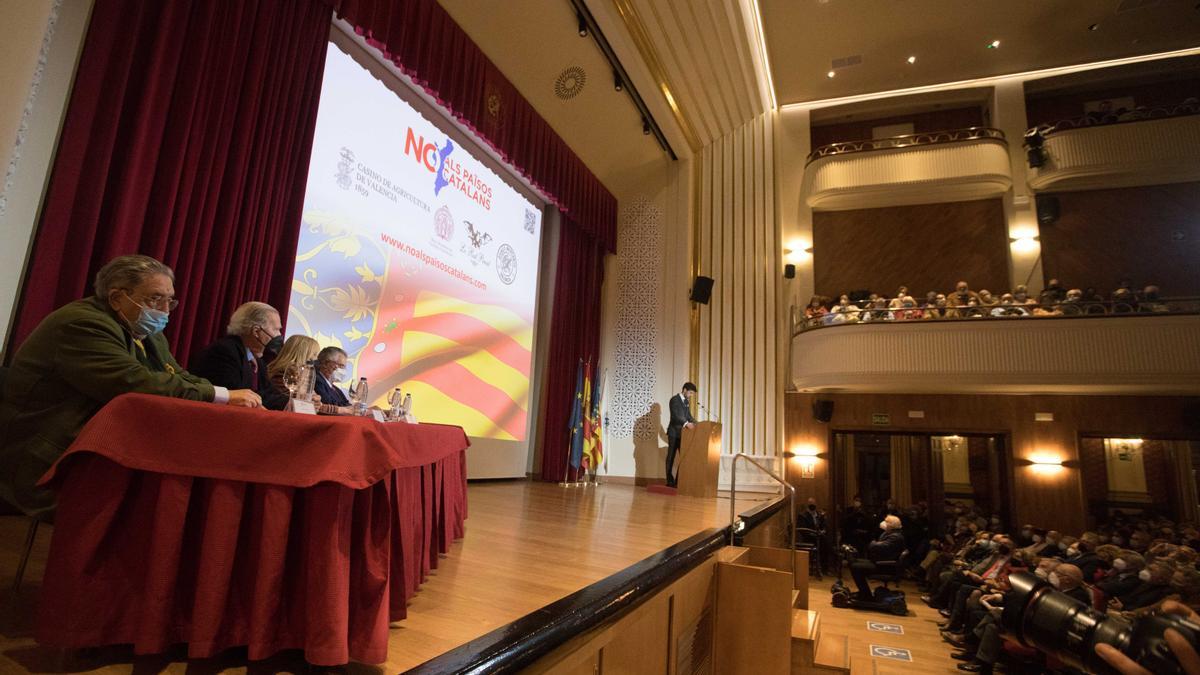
[[665, 382, 697, 487], [314, 346, 351, 407], [190, 301, 289, 410]]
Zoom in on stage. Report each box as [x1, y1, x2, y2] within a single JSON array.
[[0, 480, 772, 673]]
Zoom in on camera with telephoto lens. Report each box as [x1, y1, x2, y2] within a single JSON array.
[[1001, 571, 1200, 674]]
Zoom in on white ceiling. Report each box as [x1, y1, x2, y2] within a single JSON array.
[[761, 0, 1200, 105]]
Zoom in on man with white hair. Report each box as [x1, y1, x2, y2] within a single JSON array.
[[849, 513, 906, 599], [0, 254, 261, 517], [190, 301, 288, 410]]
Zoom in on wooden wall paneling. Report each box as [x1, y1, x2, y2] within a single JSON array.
[[812, 198, 1009, 300], [601, 593, 671, 674], [810, 106, 986, 148], [783, 392, 1200, 534], [1038, 182, 1200, 296]]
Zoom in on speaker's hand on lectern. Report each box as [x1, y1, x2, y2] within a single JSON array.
[[685, 422, 694, 429]]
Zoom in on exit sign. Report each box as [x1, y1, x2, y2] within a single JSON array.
[[871, 413, 890, 426]]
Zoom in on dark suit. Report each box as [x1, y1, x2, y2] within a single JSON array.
[[665, 393, 694, 487], [314, 373, 350, 407], [0, 297, 215, 517], [189, 335, 287, 410], [850, 529, 905, 595]]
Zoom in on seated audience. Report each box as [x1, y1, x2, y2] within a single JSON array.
[[948, 281, 980, 308], [1139, 285, 1168, 312], [894, 296, 923, 320], [266, 335, 350, 415], [828, 295, 860, 323], [861, 297, 892, 322], [804, 296, 828, 323], [190, 301, 288, 410], [314, 346, 352, 407], [1111, 561, 1175, 611], [1038, 278, 1066, 306], [0, 255, 260, 517], [976, 290, 998, 308], [888, 286, 910, 309]]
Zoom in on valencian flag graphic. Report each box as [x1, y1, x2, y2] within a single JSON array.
[[287, 46, 543, 443]]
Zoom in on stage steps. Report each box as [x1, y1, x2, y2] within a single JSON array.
[[713, 545, 850, 674]]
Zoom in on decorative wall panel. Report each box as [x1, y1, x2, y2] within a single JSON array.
[[610, 197, 663, 439], [696, 111, 783, 464]]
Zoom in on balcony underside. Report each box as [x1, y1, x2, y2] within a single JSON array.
[[791, 315, 1200, 395], [1028, 116, 1200, 193], [804, 139, 1012, 211]]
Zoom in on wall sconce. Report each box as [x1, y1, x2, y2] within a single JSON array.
[[786, 446, 819, 479], [1029, 453, 1065, 475], [1009, 235, 1040, 254]]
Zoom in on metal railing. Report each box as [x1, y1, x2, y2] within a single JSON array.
[[729, 453, 797, 588], [1032, 100, 1200, 136], [806, 126, 1006, 165], [793, 296, 1200, 334]]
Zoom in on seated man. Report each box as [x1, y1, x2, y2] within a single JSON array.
[[0, 255, 260, 517], [947, 281, 981, 309], [190, 301, 288, 410], [314, 346, 352, 408], [850, 514, 906, 599]]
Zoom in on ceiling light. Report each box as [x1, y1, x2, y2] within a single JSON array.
[[614, 71, 623, 92], [988, 40, 1001, 49], [577, 12, 588, 38], [907, 56, 917, 64], [1088, 23, 1100, 31], [642, 118, 651, 135], [827, 70, 836, 78]]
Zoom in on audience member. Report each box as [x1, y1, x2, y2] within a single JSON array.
[[850, 515, 906, 599]]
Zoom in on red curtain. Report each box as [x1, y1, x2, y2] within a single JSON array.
[[539, 224, 606, 481], [7, 0, 332, 366], [323, 0, 617, 253]]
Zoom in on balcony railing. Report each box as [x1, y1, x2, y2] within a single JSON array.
[[792, 297, 1200, 334], [806, 127, 1006, 165]]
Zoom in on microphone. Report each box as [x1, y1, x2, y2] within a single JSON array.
[[696, 400, 716, 422]]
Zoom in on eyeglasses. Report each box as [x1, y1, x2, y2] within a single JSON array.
[[124, 290, 179, 311]]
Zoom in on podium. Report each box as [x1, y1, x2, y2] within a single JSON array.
[[676, 421, 722, 498]]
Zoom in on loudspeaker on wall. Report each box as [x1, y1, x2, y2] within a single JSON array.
[[1036, 196, 1059, 225], [690, 276, 714, 304], [784, 264, 796, 279], [813, 399, 834, 423]]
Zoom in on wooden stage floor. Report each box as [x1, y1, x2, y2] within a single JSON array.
[[0, 480, 772, 673]]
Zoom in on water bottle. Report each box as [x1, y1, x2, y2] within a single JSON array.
[[402, 393, 413, 421], [352, 377, 369, 416], [388, 387, 403, 420], [297, 360, 316, 399]]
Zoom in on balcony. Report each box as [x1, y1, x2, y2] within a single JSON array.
[[1025, 103, 1200, 192], [802, 127, 1012, 211], [789, 305, 1200, 395]]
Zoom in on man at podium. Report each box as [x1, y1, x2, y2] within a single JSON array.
[[665, 382, 697, 487]]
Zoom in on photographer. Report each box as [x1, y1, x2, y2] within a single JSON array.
[[1096, 601, 1200, 674], [850, 515, 905, 599]]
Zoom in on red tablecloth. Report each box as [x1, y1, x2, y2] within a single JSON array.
[[34, 393, 469, 666]]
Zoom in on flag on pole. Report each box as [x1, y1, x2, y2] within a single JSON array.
[[584, 369, 604, 471], [568, 359, 586, 470]]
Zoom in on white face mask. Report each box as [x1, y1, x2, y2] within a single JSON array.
[[1139, 569, 1152, 582], [1048, 572, 1061, 588], [1113, 559, 1128, 571], [1067, 546, 1079, 556], [1035, 567, 1050, 579], [879, 521, 888, 530], [330, 366, 348, 383]]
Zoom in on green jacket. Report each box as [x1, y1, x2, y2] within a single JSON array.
[[0, 296, 215, 517]]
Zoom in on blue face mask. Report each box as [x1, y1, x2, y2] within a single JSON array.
[[124, 293, 169, 337]]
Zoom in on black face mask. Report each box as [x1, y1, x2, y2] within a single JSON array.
[[808, 504, 817, 511], [257, 326, 284, 354]]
